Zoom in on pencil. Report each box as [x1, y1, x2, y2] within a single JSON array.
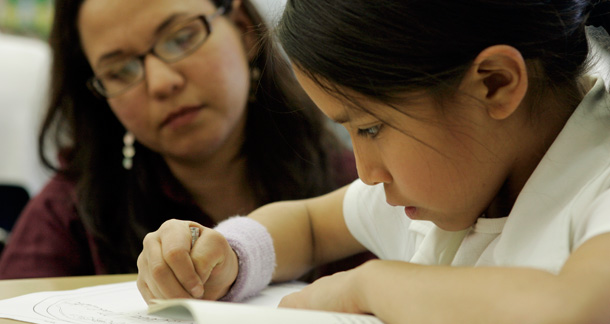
[[190, 227, 200, 248]]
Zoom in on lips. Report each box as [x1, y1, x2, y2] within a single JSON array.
[[161, 105, 203, 128], [387, 200, 418, 219]]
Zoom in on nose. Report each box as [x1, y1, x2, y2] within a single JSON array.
[[143, 55, 185, 100], [352, 140, 392, 186]]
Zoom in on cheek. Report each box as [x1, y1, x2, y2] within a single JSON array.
[[219, 54, 249, 100], [194, 56, 249, 131], [384, 138, 466, 205], [188, 29, 251, 103], [210, 56, 249, 102], [107, 98, 148, 133], [411, 147, 492, 214], [392, 155, 439, 197]]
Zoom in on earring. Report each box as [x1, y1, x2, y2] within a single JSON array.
[[122, 131, 135, 170], [248, 66, 261, 103]]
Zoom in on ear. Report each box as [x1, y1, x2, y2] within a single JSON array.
[[460, 45, 528, 120], [228, 0, 260, 62]]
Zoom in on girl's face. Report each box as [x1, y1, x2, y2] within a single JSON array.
[[78, 0, 252, 164], [295, 70, 516, 231]]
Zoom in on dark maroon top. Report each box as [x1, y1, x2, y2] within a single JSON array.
[[0, 149, 374, 279]]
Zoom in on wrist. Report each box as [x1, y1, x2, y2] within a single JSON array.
[[353, 259, 382, 315], [214, 216, 276, 302], [221, 247, 240, 297]]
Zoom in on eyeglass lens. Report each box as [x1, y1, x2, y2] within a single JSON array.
[[92, 16, 210, 97]]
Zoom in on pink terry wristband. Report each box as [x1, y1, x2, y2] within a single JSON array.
[[214, 216, 276, 302]]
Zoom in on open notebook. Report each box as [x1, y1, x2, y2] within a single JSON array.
[[0, 280, 383, 324], [149, 297, 383, 324]]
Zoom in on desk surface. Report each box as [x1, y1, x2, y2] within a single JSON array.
[[0, 274, 137, 323]]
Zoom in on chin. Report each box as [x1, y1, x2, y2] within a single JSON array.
[[432, 220, 476, 232]]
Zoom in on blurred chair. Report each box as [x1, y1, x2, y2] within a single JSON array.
[[0, 185, 29, 230], [0, 185, 29, 254], [0, 32, 52, 251]]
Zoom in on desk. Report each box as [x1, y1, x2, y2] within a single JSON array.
[[0, 274, 137, 324]]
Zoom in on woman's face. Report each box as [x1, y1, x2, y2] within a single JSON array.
[[294, 69, 516, 231], [78, 0, 252, 164]]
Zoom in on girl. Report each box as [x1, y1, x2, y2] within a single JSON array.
[[137, 0, 610, 323], [0, 0, 364, 279]]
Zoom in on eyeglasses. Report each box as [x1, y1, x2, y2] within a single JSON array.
[[87, 7, 225, 98]]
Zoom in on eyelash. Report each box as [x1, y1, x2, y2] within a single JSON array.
[[357, 124, 383, 138]]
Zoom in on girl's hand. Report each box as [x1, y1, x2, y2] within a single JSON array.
[[278, 267, 367, 314], [136, 219, 238, 304]]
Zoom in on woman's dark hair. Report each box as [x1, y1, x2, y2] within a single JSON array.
[[277, 0, 609, 107], [40, 0, 343, 273]]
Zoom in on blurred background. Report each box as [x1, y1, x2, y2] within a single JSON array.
[[0, 0, 53, 244], [0, 0, 288, 40], [0, 0, 54, 39]]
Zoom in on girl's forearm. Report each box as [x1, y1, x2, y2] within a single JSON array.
[[357, 260, 558, 324], [249, 200, 315, 282], [356, 254, 610, 324], [249, 186, 364, 282]]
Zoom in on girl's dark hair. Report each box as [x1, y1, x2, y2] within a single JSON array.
[[277, 0, 609, 106], [41, 0, 342, 273]]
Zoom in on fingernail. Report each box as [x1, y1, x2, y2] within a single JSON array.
[[190, 285, 204, 298]]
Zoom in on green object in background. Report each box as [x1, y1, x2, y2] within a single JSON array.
[[0, 0, 54, 39]]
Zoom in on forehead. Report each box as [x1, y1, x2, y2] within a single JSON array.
[[78, 0, 214, 63], [293, 66, 387, 124], [79, 0, 214, 24]]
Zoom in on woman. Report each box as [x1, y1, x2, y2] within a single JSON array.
[[0, 0, 362, 278]]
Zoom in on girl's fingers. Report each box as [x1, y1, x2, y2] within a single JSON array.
[[136, 252, 166, 302], [140, 228, 190, 299], [190, 229, 237, 300], [136, 273, 155, 304], [137, 220, 221, 301], [160, 227, 204, 298]]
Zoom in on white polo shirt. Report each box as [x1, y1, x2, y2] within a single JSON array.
[[344, 77, 610, 274]]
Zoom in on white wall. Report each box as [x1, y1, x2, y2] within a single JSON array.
[[0, 32, 52, 196], [251, 0, 286, 26], [587, 26, 610, 91]]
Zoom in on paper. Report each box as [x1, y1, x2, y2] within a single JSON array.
[[0, 281, 165, 324], [0, 280, 383, 324], [149, 298, 383, 324]]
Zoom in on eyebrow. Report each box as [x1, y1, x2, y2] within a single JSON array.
[[330, 103, 372, 124], [330, 113, 350, 124], [95, 13, 188, 67]]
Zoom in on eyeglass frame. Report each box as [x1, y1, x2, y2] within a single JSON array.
[[87, 6, 226, 98]]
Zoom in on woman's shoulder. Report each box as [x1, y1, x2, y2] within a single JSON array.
[[22, 173, 79, 221], [37, 172, 76, 195]]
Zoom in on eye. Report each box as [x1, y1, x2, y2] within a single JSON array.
[[357, 124, 383, 138], [100, 60, 141, 84], [161, 25, 202, 54]]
